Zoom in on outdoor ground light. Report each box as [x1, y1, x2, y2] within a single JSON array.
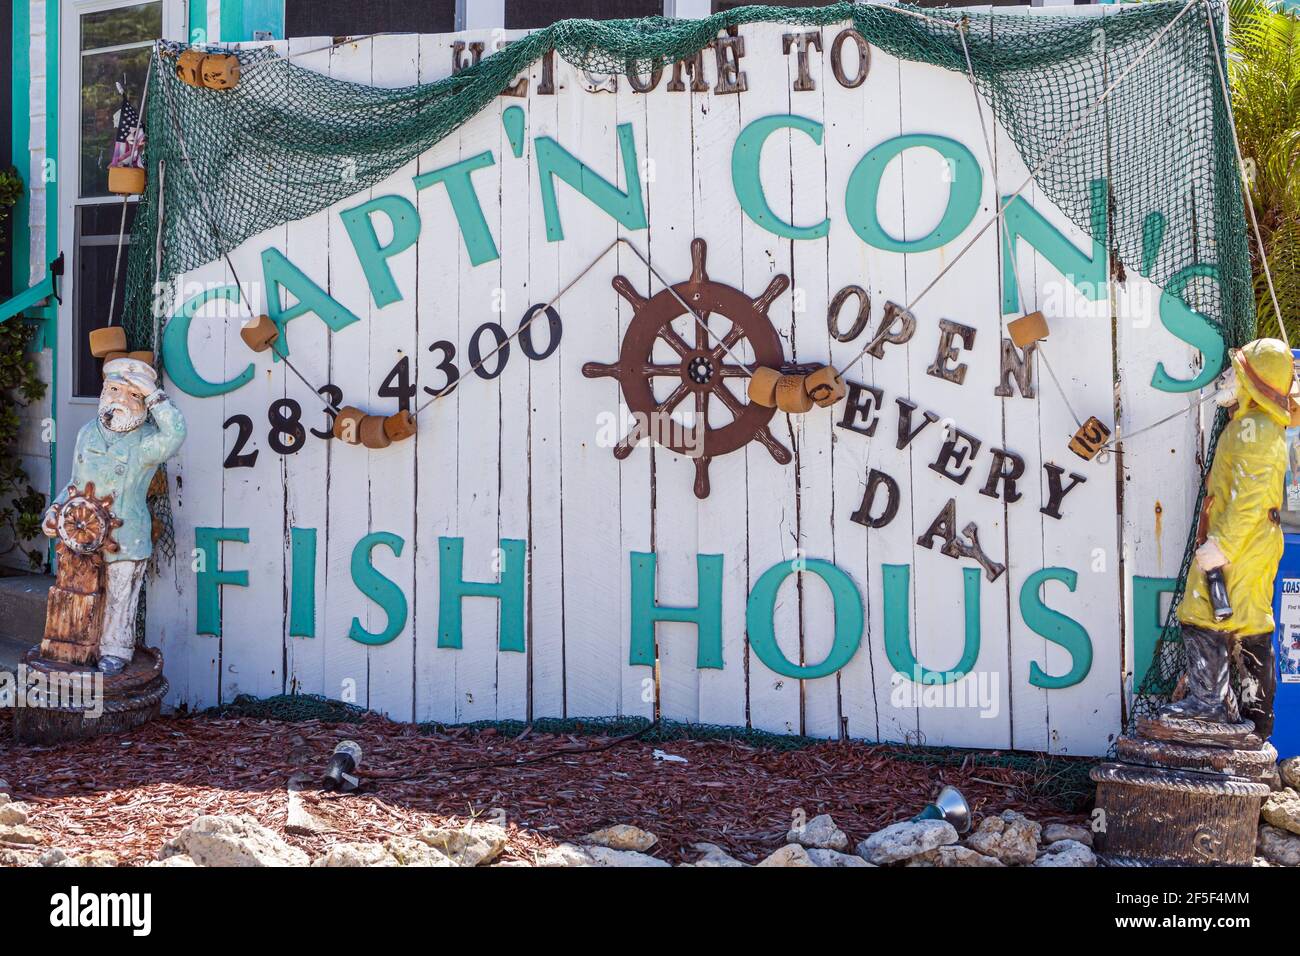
[[911, 785, 971, 834], [323, 740, 363, 792]]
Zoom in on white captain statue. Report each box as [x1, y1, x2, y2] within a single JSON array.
[[41, 355, 186, 674]]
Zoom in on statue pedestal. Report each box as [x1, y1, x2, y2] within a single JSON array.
[[13, 645, 168, 745], [1092, 715, 1273, 866]]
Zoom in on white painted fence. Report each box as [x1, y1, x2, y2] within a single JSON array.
[[150, 12, 1210, 755]]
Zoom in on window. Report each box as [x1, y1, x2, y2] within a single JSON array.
[[78, 1, 159, 199], [284, 0, 455, 38], [69, 0, 160, 398], [73, 202, 137, 398]]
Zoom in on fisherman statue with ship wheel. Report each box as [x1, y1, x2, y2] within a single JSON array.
[[40, 356, 186, 675]]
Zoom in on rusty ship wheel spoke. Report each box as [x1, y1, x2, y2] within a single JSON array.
[[593, 238, 790, 499], [659, 325, 691, 357], [755, 424, 793, 464], [639, 364, 682, 377]]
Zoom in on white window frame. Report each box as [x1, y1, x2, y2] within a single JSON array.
[[55, 0, 188, 496]]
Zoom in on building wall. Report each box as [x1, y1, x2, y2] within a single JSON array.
[[2, 0, 54, 571]]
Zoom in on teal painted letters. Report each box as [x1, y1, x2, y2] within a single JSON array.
[[195, 527, 250, 636], [161, 284, 252, 398], [1152, 263, 1226, 393], [339, 194, 422, 306], [629, 552, 724, 669], [731, 114, 830, 240], [349, 532, 407, 646], [883, 564, 981, 683], [535, 123, 647, 242], [746, 558, 862, 679], [1020, 567, 1093, 689], [289, 527, 317, 638], [261, 247, 362, 361], [1132, 576, 1177, 691], [437, 537, 526, 652], [846, 134, 982, 253], [412, 151, 500, 266]]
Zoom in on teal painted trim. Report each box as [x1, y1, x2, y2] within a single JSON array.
[[10, 0, 30, 305], [219, 0, 242, 42], [746, 558, 862, 679], [195, 527, 251, 635], [436, 537, 526, 652], [348, 531, 407, 646], [189, 0, 209, 44], [220, 0, 283, 42], [0, 270, 55, 324], [628, 551, 725, 669], [44, 0, 59, 553], [1020, 567, 1093, 689], [288, 526, 317, 638]]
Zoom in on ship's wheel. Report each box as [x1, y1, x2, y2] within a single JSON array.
[[54, 482, 122, 555], [582, 238, 792, 499]]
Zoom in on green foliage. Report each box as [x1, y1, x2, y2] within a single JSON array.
[[1227, 0, 1300, 339], [0, 170, 48, 570]]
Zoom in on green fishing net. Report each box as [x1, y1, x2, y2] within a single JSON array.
[[122, 1, 1254, 727]]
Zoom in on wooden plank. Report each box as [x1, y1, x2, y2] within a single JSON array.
[[993, 23, 1051, 753], [822, 18, 886, 742], [642, 57, 700, 726], [738, 22, 801, 736], [495, 29, 535, 722], [617, 62, 655, 722], [555, 50, 623, 718], [319, 37, 374, 711], [892, 49, 1010, 750], [363, 34, 420, 721], [786, 22, 840, 739], [453, 27, 506, 723], [520, 41, 567, 720], [155, 257, 232, 709], [282, 36, 336, 700], [692, 36, 749, 730], [413, 31, 464, 723]]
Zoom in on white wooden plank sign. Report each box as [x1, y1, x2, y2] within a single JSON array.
[[150, 19, 1219, 755]]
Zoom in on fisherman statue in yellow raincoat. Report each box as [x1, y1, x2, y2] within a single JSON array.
[[1163, 338, 1294, 737]]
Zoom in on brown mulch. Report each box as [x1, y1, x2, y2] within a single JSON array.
[[0, 713, 1088, 866]]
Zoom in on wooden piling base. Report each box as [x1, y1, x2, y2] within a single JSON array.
[[1092, 713, 1272, 867], [12, 645, 168, 745]]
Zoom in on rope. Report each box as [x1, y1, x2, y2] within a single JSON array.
[[841, 0, 1203, 372], [956, 19, 1084, 431], [157, 59, 340, 416], [106, 62, 153, 329], [411, 236, 760, 418]]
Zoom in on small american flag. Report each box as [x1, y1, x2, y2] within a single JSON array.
[[110, 84, 145, 169]]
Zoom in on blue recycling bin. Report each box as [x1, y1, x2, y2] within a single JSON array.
[[1271, 542, 1300, 759], [1272, 348, 1300, 759]]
